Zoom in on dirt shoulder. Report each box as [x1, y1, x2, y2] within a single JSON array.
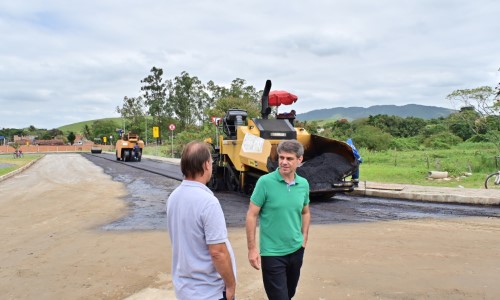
[[0, 155, 499, 299]]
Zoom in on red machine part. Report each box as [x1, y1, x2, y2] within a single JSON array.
[[268, 90, 298, 106]]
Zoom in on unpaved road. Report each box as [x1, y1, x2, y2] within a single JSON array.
[[0, 154, 499, 299]]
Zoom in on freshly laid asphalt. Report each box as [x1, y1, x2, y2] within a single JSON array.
[[149, 155, 500, 206], [2, 153, 498, 206]]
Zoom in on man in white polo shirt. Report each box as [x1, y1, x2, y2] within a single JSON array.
[[166, 141, 236, 300]]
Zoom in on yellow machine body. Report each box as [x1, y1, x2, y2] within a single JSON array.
[[115, 132, 145, 162]]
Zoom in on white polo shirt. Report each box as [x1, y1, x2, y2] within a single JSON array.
[[166, 180, 236, 300]]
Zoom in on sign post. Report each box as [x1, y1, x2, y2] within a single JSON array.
[[152, 126, 160, 156], [169, 124, 176, 158]]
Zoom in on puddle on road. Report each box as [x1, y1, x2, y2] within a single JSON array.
[[102, 173, 179, 231]]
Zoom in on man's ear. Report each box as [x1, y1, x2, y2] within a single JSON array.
[[298, 156, 303, 163]]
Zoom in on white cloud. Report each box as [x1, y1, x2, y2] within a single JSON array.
[[0, 0, 499, 129]]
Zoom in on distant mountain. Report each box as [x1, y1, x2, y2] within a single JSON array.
[[296, 104, 456, 121]]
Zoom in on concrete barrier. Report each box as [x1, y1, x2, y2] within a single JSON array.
[[428, 171, 448, 179]]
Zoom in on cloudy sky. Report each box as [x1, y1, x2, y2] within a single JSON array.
[[1, 0, 499, 129]]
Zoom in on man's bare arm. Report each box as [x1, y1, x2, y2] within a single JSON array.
[[208, 243, 236, 300], [301, 205, 311, 248], [246, 202, 261, 270]]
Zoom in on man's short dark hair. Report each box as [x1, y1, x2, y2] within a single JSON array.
[[277, 140, 304, 158], [180, 141, 211, 179]]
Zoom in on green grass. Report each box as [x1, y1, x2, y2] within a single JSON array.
[[359, 144, 498, 188], [142, 144, 176, 158], [0, 154, 43, 176]]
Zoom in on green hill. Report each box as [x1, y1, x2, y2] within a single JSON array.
[[57, 104, 456, 133], [296, 104, 456, 122], [58, 118, 121, 134]]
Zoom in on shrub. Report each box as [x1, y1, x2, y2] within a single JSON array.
[[424, 132, 462, 149], [389, 137, 423, 151], [352, 125, 393, 151]]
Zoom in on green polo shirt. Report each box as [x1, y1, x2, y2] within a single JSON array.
[[250, 168, 310, 256]]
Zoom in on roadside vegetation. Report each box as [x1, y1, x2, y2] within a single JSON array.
[[141, 141, 497, 189], [1, 67, 498, 188], [0, 154, 43, 177], [359, 142, 497, 188]]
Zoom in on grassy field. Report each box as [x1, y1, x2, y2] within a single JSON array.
[[359, 143, 498, 188], [0, 154, 44, 177]]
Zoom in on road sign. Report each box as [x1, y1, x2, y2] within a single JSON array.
[[169, 124, 176, 131], [153, 126, 159, 138]]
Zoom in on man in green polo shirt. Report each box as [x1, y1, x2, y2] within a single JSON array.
[[246, 139, 311, 299]]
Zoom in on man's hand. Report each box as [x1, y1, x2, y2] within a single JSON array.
[[225, 285, 235, 300], [248, 248, 261, 270]]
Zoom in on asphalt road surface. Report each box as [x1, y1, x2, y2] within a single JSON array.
[[83, 153, 500, 230]]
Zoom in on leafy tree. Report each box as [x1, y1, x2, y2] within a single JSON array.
[[423, 132, 462, 149], [54, 134, 68, 144], [303, 121, 319, 135], [82, 125, 92, 140], [91, 119, 120, 145], [447, 85, 500, 149], [141, 66, 170, 144], [9, 142, 21, 150], [39, 131, 53, 140], [352, 125, 393, 151], [421, 123, 448, 138], [205, 78, 261, 120], [206, 96, 260, 121], [116, 96, 146, 134], [323, 118, 352, 140], [67, 132, 76, 145], [398, 117, 427, 137], [446, 107, 479, 141], [207, 78, 261, 103], [175, 124, 215, 157], [367, 114, 401, 136], [48, 129, 64, 139], [170, 71, 208, 129], [0, 128, 24, 141], [366, 114, 427, 138]]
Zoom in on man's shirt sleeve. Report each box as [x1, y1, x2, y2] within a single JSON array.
[[203, 201, 228, 245]]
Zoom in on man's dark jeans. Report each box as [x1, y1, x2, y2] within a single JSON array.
[[261, 247, 305, 299]]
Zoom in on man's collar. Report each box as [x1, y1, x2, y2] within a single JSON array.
[[274, 168, 298, 184]]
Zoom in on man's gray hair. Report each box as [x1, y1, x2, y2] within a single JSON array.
[[277, 140, 304, 158]]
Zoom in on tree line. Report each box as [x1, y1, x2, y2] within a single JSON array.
[[1, 67, 499, 151]]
